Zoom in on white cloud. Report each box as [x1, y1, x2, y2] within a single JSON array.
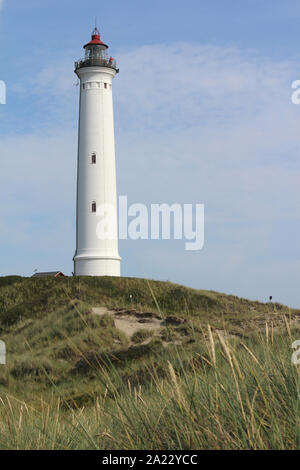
[[2, 42, 300, 306], [115, 43, 295, 131]]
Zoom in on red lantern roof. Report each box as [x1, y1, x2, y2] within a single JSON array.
[[83, 27, 108, 49]]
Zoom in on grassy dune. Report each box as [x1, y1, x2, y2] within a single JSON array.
[[0, 275, 299, 449]]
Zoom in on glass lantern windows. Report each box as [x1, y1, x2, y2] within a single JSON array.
[[85, 45, 106, 61]]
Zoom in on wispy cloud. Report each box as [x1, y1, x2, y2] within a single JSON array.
[[115, 43, 295, 130]]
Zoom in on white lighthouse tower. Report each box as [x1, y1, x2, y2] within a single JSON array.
[[73, 27, 121, 276]]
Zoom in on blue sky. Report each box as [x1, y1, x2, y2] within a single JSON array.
[[0, 0, 300, 307]]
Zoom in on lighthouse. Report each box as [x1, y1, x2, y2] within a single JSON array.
[[73, 27, 121, 276]]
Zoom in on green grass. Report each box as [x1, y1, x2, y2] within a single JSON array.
[[0, 275, 299, 449], [131, 329, 154, 344]]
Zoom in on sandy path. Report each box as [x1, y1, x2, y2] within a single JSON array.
[[92, 307, 162, 338]]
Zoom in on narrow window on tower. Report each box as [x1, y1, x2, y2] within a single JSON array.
[[91, 201, 97, 213], [91, 153, 96, 164], [104, 83, 107, 89], [82, 83, 86, 90]]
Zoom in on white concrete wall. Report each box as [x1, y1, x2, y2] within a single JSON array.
[[74, 66, 121, 276]]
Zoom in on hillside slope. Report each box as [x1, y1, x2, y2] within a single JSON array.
[[0, 276, 300, 449], [0, 275, 299, 405]]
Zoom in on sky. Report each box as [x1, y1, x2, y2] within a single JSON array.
[[0, 0, 300, 306]]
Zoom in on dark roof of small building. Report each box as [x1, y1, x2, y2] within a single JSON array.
[[31, 271, 65, 278]]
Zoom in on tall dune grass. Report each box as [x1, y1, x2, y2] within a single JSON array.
[[0, 316, 299, 450]]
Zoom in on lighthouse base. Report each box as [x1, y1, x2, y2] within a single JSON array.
[[74, 255, 121, 277]]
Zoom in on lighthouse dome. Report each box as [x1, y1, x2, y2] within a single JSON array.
[[75, 27, 118, 72], [83, 27, 108, 49]]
